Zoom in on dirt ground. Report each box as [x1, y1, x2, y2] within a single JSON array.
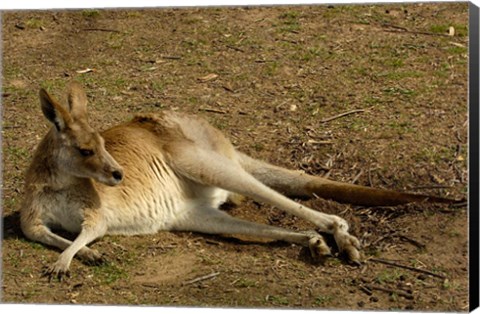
[[1, 3, 469, 311]]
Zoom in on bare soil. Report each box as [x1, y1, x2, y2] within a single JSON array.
[[1, 3, 469, 311]]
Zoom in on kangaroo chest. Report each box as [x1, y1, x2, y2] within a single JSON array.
[[39, 188, 86, 233]]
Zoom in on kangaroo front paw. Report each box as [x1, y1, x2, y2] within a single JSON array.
[[42, 262, 71, 282], [332, 223, 362, 265]]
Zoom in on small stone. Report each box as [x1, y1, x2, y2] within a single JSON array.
[[358, 301, 365, 307]]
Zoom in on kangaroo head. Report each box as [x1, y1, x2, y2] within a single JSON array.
[[40, 82, 124, 186]]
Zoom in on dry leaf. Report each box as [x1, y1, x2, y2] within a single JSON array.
[[432, 174, 445, 184], [76, 68, 95, 74], [449, 41, 466, 48], [448, 26, 455, 36], [307, 139, 332, 145], [198, 73, 218, 82], [222, 83, 234, 92]]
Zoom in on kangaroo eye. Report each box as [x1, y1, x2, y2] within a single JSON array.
[[79, 149, 94, 157]]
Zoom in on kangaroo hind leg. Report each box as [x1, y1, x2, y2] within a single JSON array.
[[171, 205, 331, 259], [168, 144, 360, 263]]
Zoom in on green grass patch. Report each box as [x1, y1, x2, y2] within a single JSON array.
[[447, 46, 467, 55], [379, 70, 423, 80], [106, 33, 126, 49], [40, 78, 67, 92], [234, 278, 258, 288], [277, 10, 301, 33], [315, 295, 333, 305], [382, 86, 417, 97], [82, 9, 101, 18], [92, 261, 128, 284], [376, 269, 404, 284], [264, 61, 279, 76], [430, 23, 467, 37], [363, 95, 383, 106], [388, 120, 414, 133], [300, 47, 329, 61], [386, 58, 405, 68], [75, 74, 98, 87], [182, 38, 207, 50], [5, 146, 30, 165], [25, 18, 44, 29], [347, 117, 368, 132], [252, 142, 265, 152], [267, 295, 290, 306], [150, 81, 165, 92], [3, 196, 19, 211], [414, 146, 455, 164]]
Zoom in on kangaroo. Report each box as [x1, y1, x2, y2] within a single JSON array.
[[20, 82, 459, 280]]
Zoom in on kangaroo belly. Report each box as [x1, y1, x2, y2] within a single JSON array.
[[101, 154, 229, 235], [99, 123, 232, 235]]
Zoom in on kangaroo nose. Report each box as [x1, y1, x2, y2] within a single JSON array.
[[112, 170, 123, 182]]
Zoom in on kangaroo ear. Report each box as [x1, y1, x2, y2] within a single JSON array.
[[66, 81, 88, 120], [40, 88, 71, 131]]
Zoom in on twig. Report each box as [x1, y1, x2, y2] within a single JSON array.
[[307, 139, 333, 145], [226, 45, 245, 53], [455, 130, 464, 143], [368, 166, 373, 187], [2, 125, 22, 129], [450, 201, 467, 208], [411, 185, 453, 190], [383, 29, 450, 37], [183, 272, 220, 285], [382, 24, 408, 32], [351, 169, 364, 184], [438, 207, 464, 213], [368, 231, 398, 247], [205, 239, 222, 245], [369, 258, 446, 279], [398, 234, 426, 249], [81, 28, 121, 33], [381, 23, 451, 37], [358, 285, 373, 296], [279, 38, 299, 44], [162, 55, 182, 60], [366, 284, 414, 299], [199, 108, 227, 114], [320, 109, 367, 123]]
